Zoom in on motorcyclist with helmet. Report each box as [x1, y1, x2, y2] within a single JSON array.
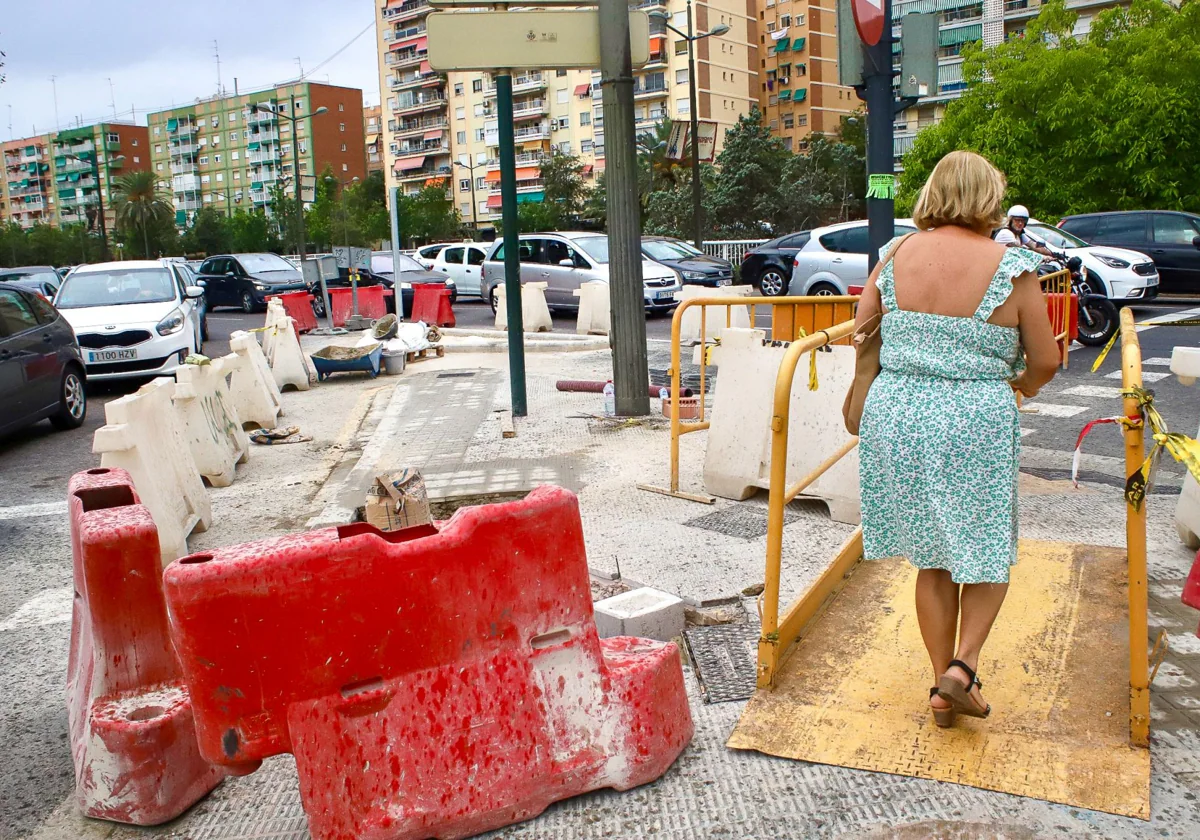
[[994, 205, 1055, 256]]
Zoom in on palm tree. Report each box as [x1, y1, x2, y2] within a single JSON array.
[[635, 119, 687, 215], [111, 171, 173, 258]]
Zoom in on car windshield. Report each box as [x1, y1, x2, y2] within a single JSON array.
[[573, 237, 610, 264], [56, 268, 177, 308], [1028, 224, 1087, 250], [239, 253, 295, 273], [0, 269, 57, 286], [372, 254, 425, 274], [643, 240, 699, 260]]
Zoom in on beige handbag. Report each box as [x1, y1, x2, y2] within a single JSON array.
[[842, 233, 915, 435]]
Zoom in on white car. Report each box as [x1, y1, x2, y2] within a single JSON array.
[[54, 260, 206, 381], [789, 220, 919, 296], [1025, 222, 1159, 304], [425, 242, 490, 297]]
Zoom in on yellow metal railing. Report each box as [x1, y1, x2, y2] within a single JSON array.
[[1120, 307, 1150, 748], [755, 319, 860, 687], [1041, 268, 1072, 370], [637, 295, 858, 505]]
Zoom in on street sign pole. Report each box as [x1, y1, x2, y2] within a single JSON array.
[[599, 0, 650, 416], [859, 0, 895, 271], [496, 73, 528, 418], [389, 186, 403, 319]]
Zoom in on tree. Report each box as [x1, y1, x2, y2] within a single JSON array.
[[348, 171, 391, 245], [516, 200, 561, 232], [707, 108, 793, 237], [269, 182, 303, 254], [396, 180, 459, 246], [897, 0, 1200, 218], [181, 206, 230, 256], [227, 209, 274, 253], [111, 171, 174, 257], [535, 151, 588, 230]]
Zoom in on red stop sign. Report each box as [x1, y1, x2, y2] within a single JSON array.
[[853, 0, 885, 46]]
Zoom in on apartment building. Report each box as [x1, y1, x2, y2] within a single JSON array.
[[892, 0, 1128, 162], [147, 82, 365, 228], [364, 105, 385, 177], [0, 122, 149, 232], [376, 0, 761, 227], [756, 1, 857, 150]]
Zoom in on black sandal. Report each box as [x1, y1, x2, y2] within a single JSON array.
[[937, 659, 991, 719], [930, 686, 955, 728]]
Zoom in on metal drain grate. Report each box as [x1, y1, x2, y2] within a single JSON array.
[[684, 621, 761, 703], [685, 504, 800, 540], [437, 371, 477, 378]]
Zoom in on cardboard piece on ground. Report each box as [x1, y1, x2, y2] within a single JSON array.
[[365, 467, 432, 532]]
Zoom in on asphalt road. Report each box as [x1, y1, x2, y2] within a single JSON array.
[[1, 297, 1199, 838]]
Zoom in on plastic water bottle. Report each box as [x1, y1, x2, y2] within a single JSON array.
[[603, 381, 615, 416], [659, 387, 669, 416]]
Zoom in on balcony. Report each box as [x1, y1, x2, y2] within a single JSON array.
[[9, 186, 45, 198], [513, 125, 552, 142], [248, 149, 280, 165], [893, 132, 917, 158], [397, 165, 452, 183], [485, 151, 547, 171], [393, 116, 449, 138], [484, 73, 547, 98], [177, 197, 202, 212], [57, 158, 92, 173], [250, 168, 279, 183], [488, 179, 545, 196], [171, 121, 198, 137], [382, 0, 429, 23], [632, 0, 667, 8], [250, 189, 270, 204], [512, 99, 548, 120], [248, 107, 278, 126], [392, 92, 447, 115], [173, 174, 201, 192], [171, 162, 197, 176], [389, 48, 428, 68], [385, 22, 426, 43], [249, 128, 279, 143], [171, 142, 198, 157], [395, 139, 446, 156]]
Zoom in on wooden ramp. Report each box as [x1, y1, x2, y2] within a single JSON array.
[[727, 539, 1150, 819]]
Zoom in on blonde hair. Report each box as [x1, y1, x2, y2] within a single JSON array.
[[912, 150, 1007, 231]]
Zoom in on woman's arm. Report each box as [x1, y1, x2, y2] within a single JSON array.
[[855, 259, 885, 328], [1010, 270, 1060, 397]]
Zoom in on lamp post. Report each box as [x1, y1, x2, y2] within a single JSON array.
[[62, 150, 124, 260], [251, 95, 330, 326], [453, 157, 482, 234], [649, 4, 729, 250]]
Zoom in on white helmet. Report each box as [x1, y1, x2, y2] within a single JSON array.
[[1008, 204, 1030, 220]]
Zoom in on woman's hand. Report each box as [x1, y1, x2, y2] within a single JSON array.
[[1009, 372, 1039, 399]]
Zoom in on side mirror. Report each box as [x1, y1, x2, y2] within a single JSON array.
[[559, 258, 576, 268], [1192, 235, 1200, 250], [185, 285, 206, 299]]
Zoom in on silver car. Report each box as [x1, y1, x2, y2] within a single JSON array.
[[789, 220, 918, 296], [482, 232, 682, 313]]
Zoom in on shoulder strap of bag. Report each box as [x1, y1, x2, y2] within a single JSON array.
[[881, 231, 917, 269]]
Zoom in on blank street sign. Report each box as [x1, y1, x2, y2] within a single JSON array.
[[427, 10, 650, 71]]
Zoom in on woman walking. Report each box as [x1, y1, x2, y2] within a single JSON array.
[[855, 151, 1060, 728]]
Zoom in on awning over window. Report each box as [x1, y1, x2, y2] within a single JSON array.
[[515, 191, 544, 204], [167, 119, 178, 132], [792, 37, 806, 52], [248, 141, 261, 151], [485, 169, 502, 183], [794, 88, 808, 102], [582, 164, 594, 175], [423, 129, 443, 140], [487, 166, 540, 182], [773, 38, 790, 53], [574, 83, 591, 96], [393, 35, 428, 52], [778, 90, 792, 101], [366, 134, 381, 145], [420, 60, 432, 75], [486, 194, 503, 208], [395, 154, 427, 172], [940, 24, 981, 46]]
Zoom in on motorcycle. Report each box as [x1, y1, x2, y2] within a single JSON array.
[[1037, 251, 1119, 348]]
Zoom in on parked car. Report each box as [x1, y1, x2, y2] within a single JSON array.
[[481, 232, 683, 314], [414, 243, 450, 269], [0, 266, 62, 301], [53, 260, 205, 381], [1058, 211, 1200, 294], [641, 237, 734, 287], [790, 220, 920, 296], [0, 281, 87, 437], [170, 261, 209, 341], [424, 242, 490, 297], [741, 232, 812, 296], [1023, 222, 1159, 304], [196, 253, 308, 312], [368, 253, 458, 318]]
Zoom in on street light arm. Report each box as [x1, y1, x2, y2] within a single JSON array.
[[661, 22, 688, 39]]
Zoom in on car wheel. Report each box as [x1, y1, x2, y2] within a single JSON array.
[[50, 366, 87, 431], [312, 294, 327, 318], [757, 267, 789, 297], [241, 291, 256, 313], [808, 282, 840, 297], [200, 315, 209, 342], [489, 286, 499, 315]]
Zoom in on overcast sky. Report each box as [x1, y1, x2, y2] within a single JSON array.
[[0, 0, 381, 141]]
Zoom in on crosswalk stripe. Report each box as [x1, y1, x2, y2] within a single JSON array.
[[1020, 402, 1089, 418], [1105, 370, 1171, 382], [1142, 357, 1173, 366], [0, 501, 67, 522], [1061, 385, 1126, 399]]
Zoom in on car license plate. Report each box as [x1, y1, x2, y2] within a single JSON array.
[[88, 348, 137, 363], [717, 278, 732, 287], [655, 290, 675, 301]]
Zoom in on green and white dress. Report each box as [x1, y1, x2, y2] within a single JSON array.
[[859, 241, 1043, 584]]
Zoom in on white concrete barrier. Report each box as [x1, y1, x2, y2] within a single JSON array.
[[702, 328, 860, 524], [494, 282, 553, 332], [92, 378, 211, 565], [226, 331, 284, 430], [675, 285, 753, 345], [573, 280, 611, 336], [1171, 346, 1200, 547], [265, 315, 313, 392], [172, 357, 250, 487]]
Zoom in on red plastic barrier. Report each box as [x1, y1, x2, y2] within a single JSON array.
[[1184, 549, 1200, 636], [328, 285, 389, 327], [267, 290, 317, 333], [410, 282, 456, 327], [1044, 292, 1079, 350], [164, 486, 692, 840], [66, 467, 225, 825]]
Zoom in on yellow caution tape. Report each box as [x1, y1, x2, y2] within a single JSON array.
[[1092, 317, 1200, 373], [1122, 385, 1200, 510]]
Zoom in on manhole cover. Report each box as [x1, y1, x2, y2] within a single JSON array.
[[437, 372, 477, 378], [684, 621, 760, 703], [685, 504, 800, 540]]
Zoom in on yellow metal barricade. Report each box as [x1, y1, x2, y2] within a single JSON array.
[[1041, 268, 1072, 370], [637, 295, 857, 505], [1120, 306, 1150, 748]]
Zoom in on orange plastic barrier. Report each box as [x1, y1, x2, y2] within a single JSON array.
[[66, 467, 224, 824], [410, 282, 456, 327], [266, 290, 317, 333], [163, 486, 692, 840], [328, 285, 390, 327]]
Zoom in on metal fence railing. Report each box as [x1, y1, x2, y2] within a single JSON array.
[[702, 239, 770, 265]]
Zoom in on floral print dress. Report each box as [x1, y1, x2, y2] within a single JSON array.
[[859, 240, 1043, 584]]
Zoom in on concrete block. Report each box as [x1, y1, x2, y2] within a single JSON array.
[[573, 280, 610, 335], [675, 285, 753, 345], [593, 587, 685, 642], [494, 282, 553, 333], [171, 356, 250, 487], [1171, 345, 1200, 386], [266, 313, 313, 392], [226, 332, 283, 430]]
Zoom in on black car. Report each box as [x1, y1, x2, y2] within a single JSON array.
[[641, 237, 734, 287], [740, 231, 812, 296], [0, 266, 62, 301], [0, 281, 87, 437], [369, 253, 457, 318], [197, 253, 308, 313], [1058, 211, 1200, 295]]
